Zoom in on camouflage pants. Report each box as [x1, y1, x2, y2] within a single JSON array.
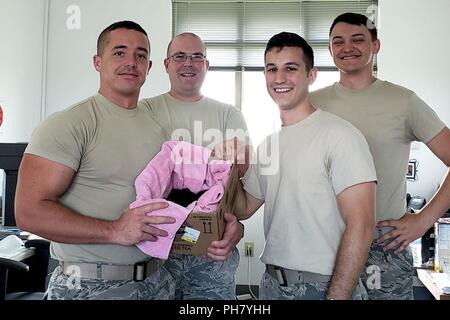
[[164, 247, 240, 300], [46, 265, 175, 300], [360, 242, 414, 300], [259, 270, 367, 300]]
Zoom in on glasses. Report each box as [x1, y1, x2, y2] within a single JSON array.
[[169, 52, 206, 63]]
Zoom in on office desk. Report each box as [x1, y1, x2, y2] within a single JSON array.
[[0, 228, 35, 261], [417, 269, 450, 300]]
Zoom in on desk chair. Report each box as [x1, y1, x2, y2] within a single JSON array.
[[0, 238, 50, 300]]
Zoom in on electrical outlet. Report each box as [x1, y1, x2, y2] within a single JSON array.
[[245, 241, 254, 257]]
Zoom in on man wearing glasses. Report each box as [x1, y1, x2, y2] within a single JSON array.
[[140, 33, 249, 299]]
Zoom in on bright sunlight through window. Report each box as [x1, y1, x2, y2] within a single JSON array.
[[202, 70, 339, 146]]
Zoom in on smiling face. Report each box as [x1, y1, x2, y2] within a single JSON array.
[[329, 22, 380, 76], [164, 34, 209, 101], [264, 46, 316, 112], [94, 28, 151, 107]]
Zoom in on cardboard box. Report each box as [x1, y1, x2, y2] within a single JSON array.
[[169, 164, 239, 255], [434, 218, 450, 273]]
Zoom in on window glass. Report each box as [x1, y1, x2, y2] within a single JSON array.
[[202, 71, 235, 106], [203, 70, 340, 146], [242, 71, 280, 146]]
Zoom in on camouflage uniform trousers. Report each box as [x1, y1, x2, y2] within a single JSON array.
[[360, 242, 414, 300], [259, 270, 367, 300], [164, 247, 240, 300], [46, 264, 175, 300]]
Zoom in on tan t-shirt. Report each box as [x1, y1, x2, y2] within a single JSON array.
[[26, 94, 169, 264], [311, 80, 445, 222], [140, 93, 249, 148], [242, 109, 377, 275]]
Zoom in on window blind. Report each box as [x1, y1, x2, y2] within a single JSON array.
[[172, 0, 377, 70]]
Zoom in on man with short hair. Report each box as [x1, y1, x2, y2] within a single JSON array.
[[15, 21, 176, 300], [235, 32, 377, 300], [140, 32, 249, 299], [310, 12, 450, 299]]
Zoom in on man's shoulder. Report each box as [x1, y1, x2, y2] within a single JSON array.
[[202, 95, 237, 110], [311, 79, 415, 96], [311, 83, 335, 95], [318, 110, 364, 136], [27, 96, 98, 153], [55, 95, 97, 114], [377, 79, 415, 96], [141, 93, 166, 103], [316, 109, 345, 124], [310, 84, 337, 105], [139, 93, 166, 109], [41, 95, 97, 128]]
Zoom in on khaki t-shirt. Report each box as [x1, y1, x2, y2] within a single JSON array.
[[26, 94, 168, 264], [311, 80, 445, 222], [140, 93, 249, 148], [243, 109, 376, 275]]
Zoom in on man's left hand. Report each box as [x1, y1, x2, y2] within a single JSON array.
[[376, 212, 429, 254], [206, 212, 244, 261], [210, 138, 252, 178]]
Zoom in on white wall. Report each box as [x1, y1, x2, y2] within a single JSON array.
[[0, 0, 45, 143], [0, 0, 171, 203], [236, 207, 265, 287], [0, 0, 171, 140], [378, 0, 450, 201], [45, 0, 171, 116]]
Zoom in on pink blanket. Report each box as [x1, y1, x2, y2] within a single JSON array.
[[130, 141, 231, 259]]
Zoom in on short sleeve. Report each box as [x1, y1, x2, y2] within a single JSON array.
[[406, 93, 445, 143], [242, 162, 265, 201], [25, 112, 86, 170], [329, 126, 377, 195]]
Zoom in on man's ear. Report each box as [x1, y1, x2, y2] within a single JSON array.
[[373, 39, 381, 55], [147, 60, 153, 74], [163, 58, 170, 73], [93, 55, 101, 72], [308, 67, 318, 86]]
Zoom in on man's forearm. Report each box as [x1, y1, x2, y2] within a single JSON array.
[[419, 169, 450, 228], [327, 223, 373, 299], [15, 199, 115, 244], [234, 181, 253, 220], [422, 128, 450, 229]]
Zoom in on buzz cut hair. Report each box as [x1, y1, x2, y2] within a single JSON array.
[[97, 20, 149, 55]]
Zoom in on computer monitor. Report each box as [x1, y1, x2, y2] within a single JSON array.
[[0, 143, 27, 226]]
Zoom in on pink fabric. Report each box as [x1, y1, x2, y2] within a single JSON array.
[[187, 184, 225, 213], [130, 198, 188, 260], [130, 141, 231, 259]]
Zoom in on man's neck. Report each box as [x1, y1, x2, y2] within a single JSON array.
[[98, 89, 138, 109], [168, 89, 202, 102], [280, 100, 316, 127], [339, 69, 377, 90]]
